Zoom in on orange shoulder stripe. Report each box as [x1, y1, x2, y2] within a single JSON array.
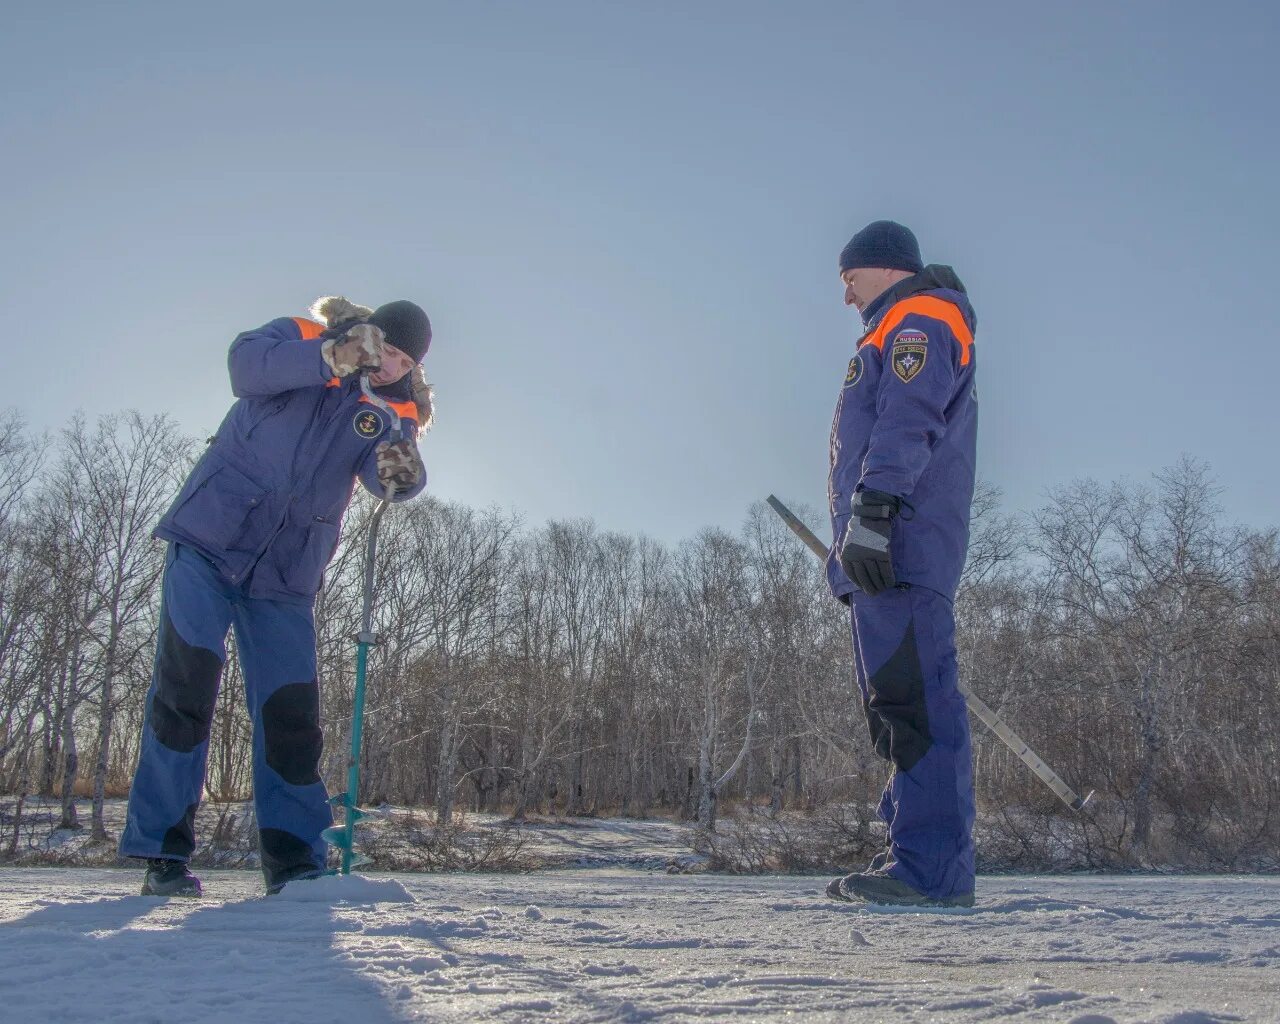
[[387, 398, 419, 422], [860, 296, 973, 366], [292, 317, 325, 340], [358, 393, 419, 423]]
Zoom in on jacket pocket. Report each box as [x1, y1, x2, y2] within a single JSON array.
[[168, 458, 268, 553], [279, 517, 341, 596]]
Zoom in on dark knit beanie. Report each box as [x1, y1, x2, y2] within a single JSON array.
[[839, 220, 924, 274], [369, 300, 432, 362]]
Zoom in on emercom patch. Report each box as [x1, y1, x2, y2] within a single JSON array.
[[353, 408, 385, 439], [844, 353, 864, 389], [891, 329, 928, 384]]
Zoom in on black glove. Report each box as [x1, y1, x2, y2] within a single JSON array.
[[840, 489, 902, 597]]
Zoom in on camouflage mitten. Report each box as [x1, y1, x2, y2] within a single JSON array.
[[375, 437, 423, 492], [321, 323, 386, 377]]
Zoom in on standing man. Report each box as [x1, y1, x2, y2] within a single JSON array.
[[825, 221, 978, 908], [120, 296, 435, 896]]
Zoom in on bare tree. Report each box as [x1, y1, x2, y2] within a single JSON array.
[[49, 412, 193, 842], [667, 529, 758, 832], [506, 533, 570, 820]]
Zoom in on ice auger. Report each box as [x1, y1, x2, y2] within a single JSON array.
[[322, 375, 402, 873]]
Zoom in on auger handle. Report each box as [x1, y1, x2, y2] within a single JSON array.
[[765, 494, 1092, 814]]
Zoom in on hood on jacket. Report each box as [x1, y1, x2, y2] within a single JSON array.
[[867, 264, 976, 332], [310, 296, 374, 328]]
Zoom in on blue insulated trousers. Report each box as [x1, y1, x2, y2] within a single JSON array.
[[850, 585, 975, 901], [120, 544, 332, 884]]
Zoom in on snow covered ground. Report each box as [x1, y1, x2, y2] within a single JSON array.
[[0, 868, 1276, 1023], [2, 797, 698, 870]]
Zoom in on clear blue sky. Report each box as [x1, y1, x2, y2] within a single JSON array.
[[3, 1, 1277, 540]]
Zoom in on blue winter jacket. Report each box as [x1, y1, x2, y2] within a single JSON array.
[[827, 266, 977, 602], [154, 316, 426, 602]]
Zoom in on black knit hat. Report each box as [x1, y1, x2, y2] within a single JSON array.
[[369, 300, 432, 362], [839, 220, 924, 274]]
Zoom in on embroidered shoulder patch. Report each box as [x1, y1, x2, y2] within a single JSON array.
[[353, 408, 385, 439], [891, 329, 928, 384], [844, 353, 864, 389]]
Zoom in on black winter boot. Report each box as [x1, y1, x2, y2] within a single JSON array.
[[142, 858, 203, 897], [826, 871, 973, 908], [265, 865, 326, 896]]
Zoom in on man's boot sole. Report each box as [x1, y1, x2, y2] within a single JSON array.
[[141, 881, 202, 898], [265, 868, 326, 896], [826, 875, 974, 908]]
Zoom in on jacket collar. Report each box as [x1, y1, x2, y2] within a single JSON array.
[[860, 264, 972, 330]]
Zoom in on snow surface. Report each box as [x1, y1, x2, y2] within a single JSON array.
[[0, 868, 1276, 1023]]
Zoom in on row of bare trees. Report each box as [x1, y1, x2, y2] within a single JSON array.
[[1, 409, 1277, 868], [0, 410, 192, 851]]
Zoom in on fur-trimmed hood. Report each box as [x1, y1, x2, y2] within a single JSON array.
[[309, 295, 374, 328]]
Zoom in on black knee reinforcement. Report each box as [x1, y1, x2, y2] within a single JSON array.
[[160, 802, 200, 859], [150, 610, 223, 753], [261, 682, 323, 787], [866, 623, 933, 773], [862, 696, 892, 759]]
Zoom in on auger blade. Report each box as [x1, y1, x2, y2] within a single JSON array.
[[321, 825, 352, 849]]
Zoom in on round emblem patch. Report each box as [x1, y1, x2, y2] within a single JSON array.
[[844, 353, 864, 389], [353, 408, 384, 439]]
